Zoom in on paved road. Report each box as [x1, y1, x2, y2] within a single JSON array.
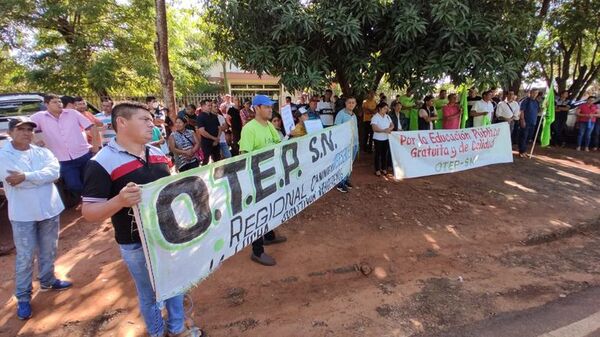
[[418, 286, 600, 337]]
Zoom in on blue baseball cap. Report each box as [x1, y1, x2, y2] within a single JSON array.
[[252, 95, 275, 107]]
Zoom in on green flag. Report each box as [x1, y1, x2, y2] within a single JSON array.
[[483, 114, 491, 126], [460, 87, 469, 128], [399, 95, 418, 131], [434, 98, 448, 129], [541, 83, 555, 147]]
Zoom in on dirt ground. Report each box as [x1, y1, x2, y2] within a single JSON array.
[[0, 147, 599, 337]]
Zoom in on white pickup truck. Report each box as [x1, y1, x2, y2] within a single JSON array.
[[0, 93, 48, 147]]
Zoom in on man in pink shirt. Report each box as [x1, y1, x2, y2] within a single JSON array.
[[30, 94, 93, 195]]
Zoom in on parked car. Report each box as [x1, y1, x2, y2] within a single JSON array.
[[0, 92, 100, 135]]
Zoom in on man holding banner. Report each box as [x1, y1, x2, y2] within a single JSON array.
[[470, 90, 494, 127], [334, 96, 359, 193], [239, 95, 288, 266], [81, 102, 203, 337]]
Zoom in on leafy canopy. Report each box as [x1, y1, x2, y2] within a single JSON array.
[[0, 0, 217, 97], [206, 0, 530, 96]]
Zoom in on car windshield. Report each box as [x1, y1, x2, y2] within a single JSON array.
[[0, 100, 45, 116]]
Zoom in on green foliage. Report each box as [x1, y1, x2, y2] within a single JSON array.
[[531, 0, 600, 99], [206, 0, 532, 96], [0, 0, 216, 97]]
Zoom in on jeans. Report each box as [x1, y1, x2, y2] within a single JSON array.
[[11, 215, 60, 302], [577, 121, 594, 148], [591, 121, 600, 149], [219, 142, 232, 159], [518, 122, 536, 154], [362, 121, 373, 152], [373, 139, 389, 171], [201, 143, 221, 165], [251, 230, 276, 256], [120, 243, 185, 337], [512, 121, 520, 144], [59, 151, 93, 194], [337, 145, 358, 188]]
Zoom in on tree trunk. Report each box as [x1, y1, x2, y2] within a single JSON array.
[[371, 71, 384, 93], [154, 0, 176, 122], [221, 60, 229, 93], [335, 69, 353, 97], [509, 0, 551, 93]]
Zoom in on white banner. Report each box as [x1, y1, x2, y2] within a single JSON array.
[[133, 121, 356, 301], [280, 104, 295, 135], [389, 123, 513, 179]]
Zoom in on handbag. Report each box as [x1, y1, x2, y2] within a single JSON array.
[[180, 131, 204, 163]]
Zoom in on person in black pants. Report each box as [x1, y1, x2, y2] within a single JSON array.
[[553, 90, 570, 147], [228, 98, 242, 156], [196, 101, 222, 165], [370, 102, 394, 176]]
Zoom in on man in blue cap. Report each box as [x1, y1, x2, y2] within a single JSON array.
[[238, 95, 288, 266]]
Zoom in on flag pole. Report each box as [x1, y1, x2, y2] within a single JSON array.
[[529, 112, 546, 158]]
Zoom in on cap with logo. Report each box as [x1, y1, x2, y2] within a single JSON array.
[[8, 117, 37, 130]]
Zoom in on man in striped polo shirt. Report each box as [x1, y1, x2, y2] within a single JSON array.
[[95, 98, 117, 146], [82, 102, 203, 337]]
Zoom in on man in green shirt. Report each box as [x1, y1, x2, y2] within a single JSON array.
[[239, 95, 287, 266], [399, 89, 417, 130]]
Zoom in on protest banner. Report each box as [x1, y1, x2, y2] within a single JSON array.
[[133, 121, 356, 301], [280, 104, 295, 135], [389, 123, 513, 179], [304, 119, 324, 134]]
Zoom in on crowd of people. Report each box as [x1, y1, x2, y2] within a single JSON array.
[[0, 86, 598, 336]]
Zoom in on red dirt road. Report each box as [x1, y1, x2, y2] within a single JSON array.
[[0, 147, 599, 337]]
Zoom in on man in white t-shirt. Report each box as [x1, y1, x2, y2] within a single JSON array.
[[470, 90, 494, 127], [495, 91, 520, 133]]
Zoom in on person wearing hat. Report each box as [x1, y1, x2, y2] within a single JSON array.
[[290, 108, 309, 138], [238, 95, 287, 266], [0, 117, 72, 320]]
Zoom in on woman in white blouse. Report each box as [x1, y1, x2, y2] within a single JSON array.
[[370, 102, 394, 176]]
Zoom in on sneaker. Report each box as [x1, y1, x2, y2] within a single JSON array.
[[336, 185, 348, 193], [40, 279, 72, 292], [250, 252, 276, 266], [576, 147, 581, 151], [263, 235, 287, 246], [345, 181, 354, 189], [375, 170, 381, 176], [168, 326, 205, 337], [17, 301, 32, 320], [585, 147, 590, 152]]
